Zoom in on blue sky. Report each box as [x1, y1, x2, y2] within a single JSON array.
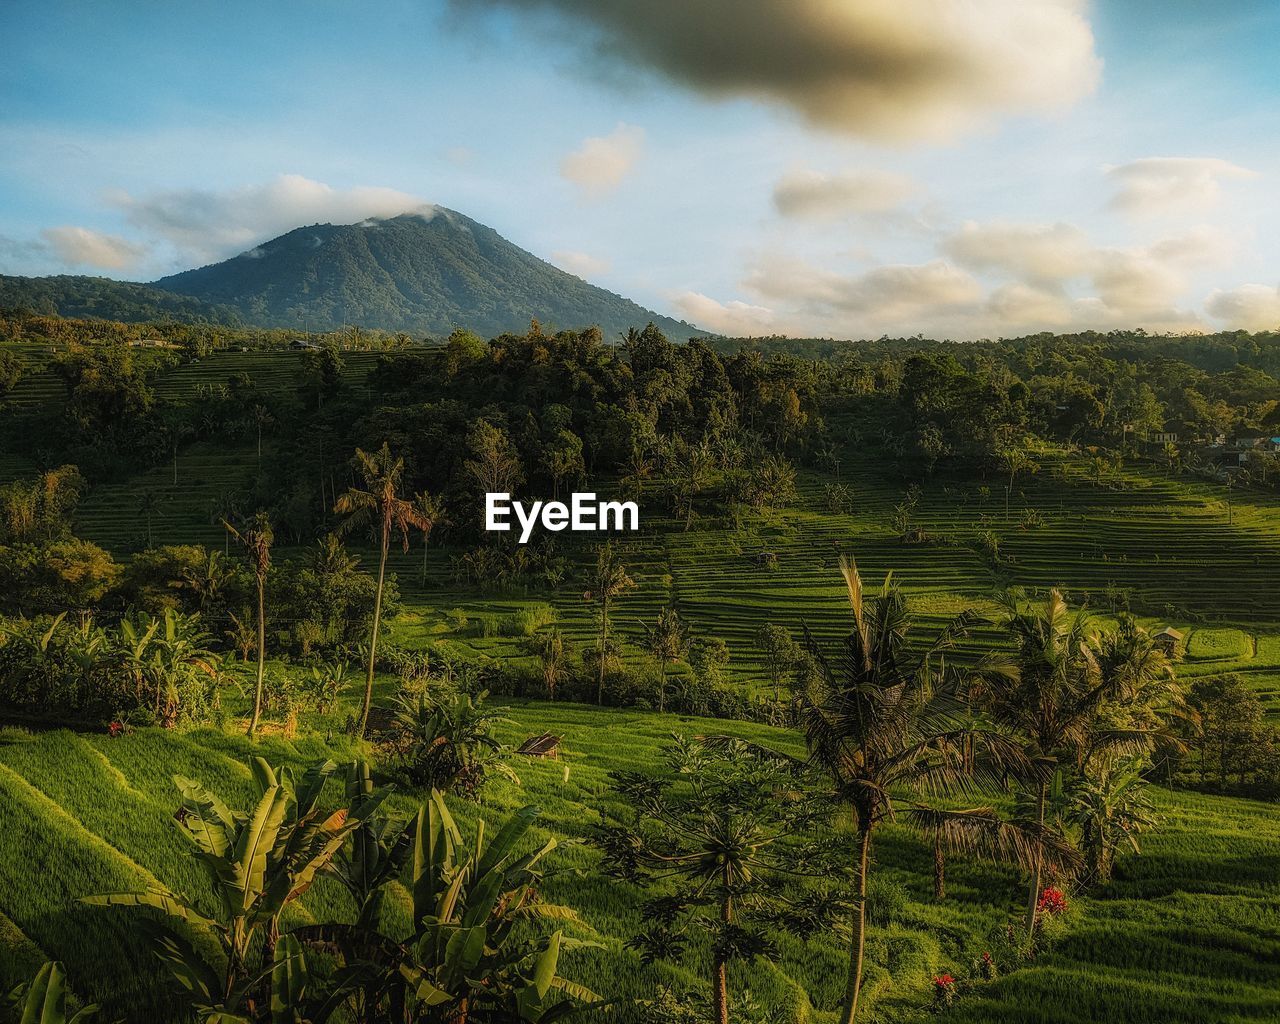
[[2, 0, 1279, 339]]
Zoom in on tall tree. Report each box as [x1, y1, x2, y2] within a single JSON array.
[[642, 604, 689, 714], [411, 490, 448, 587], [224, 512, 273, 736], [978, 590, 1148, 935], [583, 542, 636, 705], [796, 558, 1036, 1024], [999, 446, 1036, 516], [593, 737, 836, 1024], [335, 443, 429, 736]]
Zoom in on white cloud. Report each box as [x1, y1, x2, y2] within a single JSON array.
[[551, 249, 611, 278], [106, 174, 428, 265], [672, 291, 778, 336], [458, 0, 1101, 141], [1205, 283, 1280, 331], [40, 226, 148, 271], [745, 256, 982, 320], [943, 221, 1091, 283], [1105, 157, 1257, 217], [773, 168, 916, 220], [559, 123, 644, 198]]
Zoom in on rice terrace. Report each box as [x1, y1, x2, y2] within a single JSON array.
[[2, 2, 1280, 1023]]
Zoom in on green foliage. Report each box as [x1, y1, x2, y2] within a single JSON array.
[[386, 689, 515, 795], [593, 736, 838, 1023], [5, 961, 98, 1024]]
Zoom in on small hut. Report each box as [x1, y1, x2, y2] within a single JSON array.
[[1153, 627, 1185, 660]]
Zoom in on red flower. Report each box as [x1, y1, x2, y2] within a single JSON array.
[[933, 974, 955, 989], [108, 720, 124, 737], [1037, 886, 1068, 916]]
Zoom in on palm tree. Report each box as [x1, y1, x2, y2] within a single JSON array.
[[224, 512, 273, 736], [530, 627, 572, 701], [209, 491, 242, 555], [411, 489, 448, 587], [137, 490, 163, 549], [978, 590, 1150, 935], [583, 542, 636, 705], [249, 403, 274, 465], [999, 446, 1036, 516], [641, 604, 688, 713], [335, 443, 429, 737], [797, 557, 1035, 1024]]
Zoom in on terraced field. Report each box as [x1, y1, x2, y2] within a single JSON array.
[[0, 702, 1276, 1024], [54, 359, 1280, 711]]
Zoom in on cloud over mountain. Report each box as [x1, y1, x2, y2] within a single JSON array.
[[106, 174, 429, 265], [41, 226, 148, 271]]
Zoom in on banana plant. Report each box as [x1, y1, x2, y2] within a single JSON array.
[[296, 791, 600, 1023], [5, 961, 98, 1024], [84, 758, 362, 1022]]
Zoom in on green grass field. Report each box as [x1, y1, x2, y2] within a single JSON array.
[[3, 347, 1279, 1022], [0, 699, 1275, 1024]]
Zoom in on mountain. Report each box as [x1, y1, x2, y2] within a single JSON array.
[[0, 210, 700, 340], [153, 210, 698, 339]]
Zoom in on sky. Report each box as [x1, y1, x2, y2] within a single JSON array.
[[2, 0, 1280, 340]]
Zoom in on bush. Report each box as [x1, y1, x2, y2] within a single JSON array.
[[382, 688, 516, 796], [866, 877, 911, 927]]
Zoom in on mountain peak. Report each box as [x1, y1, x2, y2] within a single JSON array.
[[151, 211, 698, 339]]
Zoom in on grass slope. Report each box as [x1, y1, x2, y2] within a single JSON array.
[[0, 701, 1275, 1023]]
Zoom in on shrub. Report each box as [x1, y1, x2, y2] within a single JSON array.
[[383, 688, 516, 796]]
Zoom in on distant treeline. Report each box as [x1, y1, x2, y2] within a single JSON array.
[[1, 313, 1278, 551]]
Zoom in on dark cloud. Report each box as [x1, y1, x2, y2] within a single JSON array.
[[453, 0, 1100, 139]]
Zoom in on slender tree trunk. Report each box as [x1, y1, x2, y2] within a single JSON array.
[[713, 892, 732, 1024], [361, 529, 389, 736], [839, 824, 873, 1024], [173, 443, 178, 485], [596, 595, 608, 705], [659, 660, 666, 713], [248, 576, 265, 735], [1024, 781, 1047, 936], [933, 834, 946, 901]]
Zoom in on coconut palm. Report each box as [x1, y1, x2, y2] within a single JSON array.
[[583, 542, 636, 705], [641, 604, 689, 714], [224, 512, 273, 736], [999, 446, 1036, 516], [335, 443, 430, 737], [978, 589, 1152, 935], [411, 489, 448, 587], [137, 490, 163, 549], [179, 548, 234, 612], [796, 557, 1038, 1024]]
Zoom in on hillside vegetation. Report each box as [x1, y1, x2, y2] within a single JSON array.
[[0, 313, 1278, 1024]]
